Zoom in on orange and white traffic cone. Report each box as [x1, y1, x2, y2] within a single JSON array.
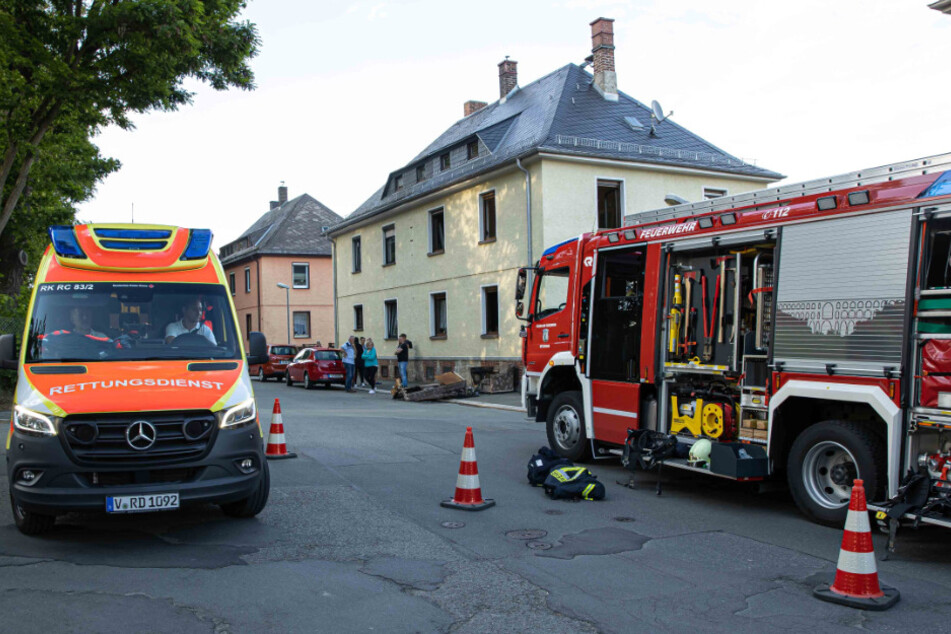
[[814, 479, 899, 610], [265, 398, 297, 460], [440, 426, 495, 511]]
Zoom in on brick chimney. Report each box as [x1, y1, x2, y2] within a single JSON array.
[[590, 18, 618, 101], [464, 100, 488, 117], [278, 182, 288, 204], [498, 58, 517, 99]]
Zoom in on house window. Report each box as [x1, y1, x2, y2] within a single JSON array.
[[246, 314, 252, 339], [352, 236, 361, 273], [293, 263, 309, 288], [416, 165, 425, 182], [229, 272, 236, 295], [480, 191, 496, 242], [244, 267, 251, 293], [354, 305, 364, 331], [383, 225, 396, 265], [431, 292, 447, 337], [467, 140, 479, 160], [482, 286, 499, 336], [703, 187, 728, 199], [293, 311, 310, 338], [597, 179, 623, 230], [440, 153, 451, 171], [395, 175, 404, 192], [429, 208, 445, 254], [384, 300, 398, 339]]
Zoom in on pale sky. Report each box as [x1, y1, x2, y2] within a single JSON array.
[[77, 0, 951, 248]]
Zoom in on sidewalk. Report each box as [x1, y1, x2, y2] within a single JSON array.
[[352, 380, 525, 413]]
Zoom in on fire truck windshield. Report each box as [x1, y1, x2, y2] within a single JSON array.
[[534, 267, 570, 319], [25, 282, 240, 363]]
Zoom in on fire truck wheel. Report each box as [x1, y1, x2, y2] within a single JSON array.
[[221, 460, 270, 518], [10, 488, 56, 536], [547, 391, 590, 461], [787, 420, 885, 527]]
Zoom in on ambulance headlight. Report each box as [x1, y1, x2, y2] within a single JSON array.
[[220, 398, 256, 429], [13, 406, 57, 437]]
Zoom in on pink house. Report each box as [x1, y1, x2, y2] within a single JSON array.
[[219, 185, 342, 349]]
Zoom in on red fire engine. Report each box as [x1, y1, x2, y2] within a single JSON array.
[[518, 154, 951, 526]]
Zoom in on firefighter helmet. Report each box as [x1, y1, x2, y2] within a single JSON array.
[[689, 438, 712, 467]]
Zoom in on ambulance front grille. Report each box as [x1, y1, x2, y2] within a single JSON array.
[[61, 411, 217, 466]]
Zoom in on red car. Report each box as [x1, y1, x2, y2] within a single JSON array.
[[285, 348, 345, 389], [250, 345, 298, 381]]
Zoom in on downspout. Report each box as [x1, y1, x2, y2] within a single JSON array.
[[331, 237, 338, 348], [255, 256, 261, 340], [515, 158, 533, 269]]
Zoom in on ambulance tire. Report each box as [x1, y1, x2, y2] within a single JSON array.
[[221, 460, 270, 518], [787, 420, 885, 527], [546, 391, 590, 461], [10, 488, 55, 536]]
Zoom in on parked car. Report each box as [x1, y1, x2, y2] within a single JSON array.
[[250, 345, 298, 381], [285, 348, 345, 389]]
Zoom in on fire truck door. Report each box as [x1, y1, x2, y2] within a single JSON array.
[[587, 248, 646, 445], [525, 266, 572, 373]]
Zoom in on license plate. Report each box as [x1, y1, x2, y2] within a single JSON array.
[[279, 360, 289, 365], [328, 374, 343, 379], [106, 493, 180, 514]]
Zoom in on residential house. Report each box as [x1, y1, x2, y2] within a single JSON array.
[[327, 18, 783, 389], [220, 185, 342, 349]]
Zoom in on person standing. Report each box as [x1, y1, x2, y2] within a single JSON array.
[[362, 338, 378, 394], [355, 336, 365, 387], [341, 336, 357, 392], [394, 333, 413, 387]]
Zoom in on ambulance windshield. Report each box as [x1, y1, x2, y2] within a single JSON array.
[[25, 282, 241, 363]]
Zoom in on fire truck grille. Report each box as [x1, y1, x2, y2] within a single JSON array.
[[62, 411, 216, 466]]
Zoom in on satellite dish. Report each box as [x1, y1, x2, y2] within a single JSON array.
[[650, 100, 673, 136]]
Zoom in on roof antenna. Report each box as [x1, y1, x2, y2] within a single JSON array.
[[131, 202, 134, 223], [650, 99, 673, 137]]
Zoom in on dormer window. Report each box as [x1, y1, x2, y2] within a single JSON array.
[[467, 141, 479, 160], [440, 153, 451, 171], [416, 165, 425, 182], [395, 175, 404, 191]]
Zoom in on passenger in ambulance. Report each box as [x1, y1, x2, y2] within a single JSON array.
[[69, 306, 108, 339], [165, 298, 217, 345]]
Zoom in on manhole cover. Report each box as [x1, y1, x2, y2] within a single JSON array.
[[527, 541, 552, 550], [506, 529, 548, 540], [613, 516, 636, 523], [544, 510, 563, 515], [441, 521, 465, 529]]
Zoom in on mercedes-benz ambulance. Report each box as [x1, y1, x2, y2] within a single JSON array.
[[2, 224, 270, 535]]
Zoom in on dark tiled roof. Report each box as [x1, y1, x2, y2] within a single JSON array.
[[219, 194, 343, 265], [333, 63, 783, 233]]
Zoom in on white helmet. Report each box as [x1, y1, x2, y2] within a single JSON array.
[[689, 438, 712, 467]]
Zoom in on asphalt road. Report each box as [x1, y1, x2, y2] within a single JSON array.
[[2, 379, 951, 633]]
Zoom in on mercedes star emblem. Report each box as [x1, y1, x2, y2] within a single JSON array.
[[126, 420, 157, 451]]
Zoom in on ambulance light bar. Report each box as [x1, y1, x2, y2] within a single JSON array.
[[181, 229, 213, 260], [49, 226, 86, 259]]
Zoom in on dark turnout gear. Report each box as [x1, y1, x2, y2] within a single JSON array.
[[527, 446, 574, 487], [543, 466, 605, 501]]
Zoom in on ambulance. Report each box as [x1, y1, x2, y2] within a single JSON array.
[[2, 224, 270, 535]]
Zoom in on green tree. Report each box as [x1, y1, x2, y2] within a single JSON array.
[[0, 0, 259, 239]]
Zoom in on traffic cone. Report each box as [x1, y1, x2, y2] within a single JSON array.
[[814, 479, 899, 610], [441, 427, 495, 511], [265, 398, 297, 460]]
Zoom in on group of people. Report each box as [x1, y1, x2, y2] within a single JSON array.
[[339, 334, 413, 394]]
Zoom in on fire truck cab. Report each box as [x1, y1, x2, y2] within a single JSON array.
[[520, 154, 951, 526]]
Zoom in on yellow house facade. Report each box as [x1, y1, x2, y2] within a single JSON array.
[[329, 18, 783, 389]]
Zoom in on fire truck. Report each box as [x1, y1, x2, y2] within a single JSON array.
[[517, 153, 951, 526]]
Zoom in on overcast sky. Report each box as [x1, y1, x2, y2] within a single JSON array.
[[76, 0, 951, 248]]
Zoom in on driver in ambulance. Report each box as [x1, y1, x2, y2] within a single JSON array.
[[165, 298, 216, 345], [69, 306, 108, 339]]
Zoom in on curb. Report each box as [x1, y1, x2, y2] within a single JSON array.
[[443, 399, 525, 413]]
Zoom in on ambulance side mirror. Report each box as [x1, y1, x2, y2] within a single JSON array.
[[0, 334, 16, 370], [247, 331, 267, 366]]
